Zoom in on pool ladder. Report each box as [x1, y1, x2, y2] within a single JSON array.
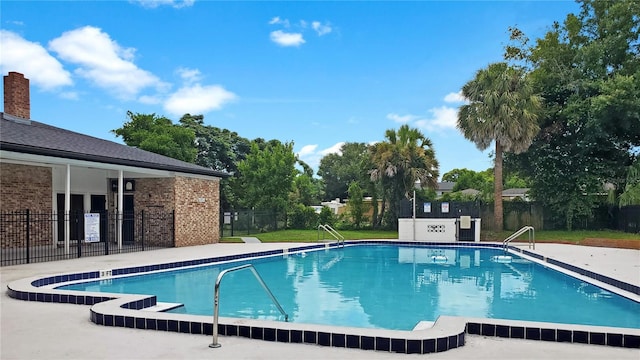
[[317, 224, 345, 247], [502, 226, 535, 250], [209, 264, 288, 348]]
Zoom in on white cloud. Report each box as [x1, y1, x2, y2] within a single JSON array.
[[297, 144, 318, 157], [297, 142, 344, 171], [444, 91, 466, 103], [270, 30, 305, 47], [387, 105, 458, 133], [176, 67, 202, 85], [312, 21, 332, 36], [59, 91, 79, 100], [138, 94, 162, 105], [163, 84, 237, 116], [48, 26, 166, 99], [386, 113, 416, 124], [0, 30, 72, 90], [415, 106, 459, 131], [131, 0, 194, 9], [268, 16, 290, 27], [320, 142, 344, 156]]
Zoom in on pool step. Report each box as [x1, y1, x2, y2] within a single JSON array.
[[141, 302, 184, 312], [413, 321, 435, 330]]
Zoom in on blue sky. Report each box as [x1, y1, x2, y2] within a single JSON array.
[[0, 0, 580, 178]]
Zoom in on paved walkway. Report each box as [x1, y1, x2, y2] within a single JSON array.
[[1, 242, 639, 360], [240, 237, 262, 243]]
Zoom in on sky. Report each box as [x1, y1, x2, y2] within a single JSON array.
[[0, 0, 581, 178]]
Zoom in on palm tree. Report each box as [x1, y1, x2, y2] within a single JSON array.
[[369, 124, 439, 228], [457, 62, 542, 231]]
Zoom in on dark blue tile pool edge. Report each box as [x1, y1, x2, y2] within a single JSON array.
[[464, 324, 639, 348], [7, 241, 640, 353], [85, 305, 471, 354]]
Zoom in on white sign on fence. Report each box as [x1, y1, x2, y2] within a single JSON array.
[[441, 202, 450, 213], [84, 213, 100, 243]]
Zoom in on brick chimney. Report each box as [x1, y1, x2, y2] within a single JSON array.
[[3, 72, 30, 120]]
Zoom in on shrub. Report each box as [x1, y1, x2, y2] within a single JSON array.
[[288, 204, 318, 229], [318, 207, 336, 227]]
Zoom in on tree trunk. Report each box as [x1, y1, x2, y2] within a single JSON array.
[[377, 193, 387, 228], [494, 141, 504, 231]]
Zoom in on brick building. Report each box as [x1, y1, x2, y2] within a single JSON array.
[[0, 72, 228, 253]]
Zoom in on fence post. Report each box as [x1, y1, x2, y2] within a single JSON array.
[[105, 211, 109, 255], [141, 210, 145, 251], [77, 211, 82, 259], [25, 209, 30, 264], [172, 210, 176, 247]]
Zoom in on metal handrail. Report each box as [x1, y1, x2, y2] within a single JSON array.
[[209, 264, 288, 348], [502, 226, 535, 250], [317, 224, 345, 246]]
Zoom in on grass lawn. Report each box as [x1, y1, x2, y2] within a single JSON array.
[[482, 230, 640, 242], [221, 229, 398, 243], [221, 228, 639, 245]]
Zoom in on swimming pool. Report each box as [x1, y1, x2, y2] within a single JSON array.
[[59, 244, 640, 330]]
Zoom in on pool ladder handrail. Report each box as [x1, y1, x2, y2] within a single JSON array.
[[502, 226, 535, 250], [209, 264, 288, 348], [317, 224, 345, 247]]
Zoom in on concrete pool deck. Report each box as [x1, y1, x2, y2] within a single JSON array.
[[1, 241, 639, 359]]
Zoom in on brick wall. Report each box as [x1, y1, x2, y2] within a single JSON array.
[[0, 163, 53, 248], [174, 176, 220, 247], [106, 178, 176, 212], [135, 178, 176, 211], [0, 163, 52, 212], [106, 178, 176, 246], [134, 178, 175, 246]]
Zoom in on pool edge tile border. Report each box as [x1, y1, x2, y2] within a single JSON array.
[[6, 241, 640, 353]]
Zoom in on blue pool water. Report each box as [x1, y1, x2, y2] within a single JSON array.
[[60, 245, 640, 330]]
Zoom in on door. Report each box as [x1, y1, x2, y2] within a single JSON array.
[[56, 194, 84, 242], [123, 195, 135, 244]]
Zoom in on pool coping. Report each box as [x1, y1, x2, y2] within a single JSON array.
[[6, 241, 640, 353]]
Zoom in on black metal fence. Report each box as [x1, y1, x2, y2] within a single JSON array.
[[398, 200, 640, 233], [1, 210, 174, 266], [220, 209, 284, 237], [618, 205, 640, 234], [399, 200, 481, 219]]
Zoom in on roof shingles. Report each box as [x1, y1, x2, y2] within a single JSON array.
[[0, 114, 228, 178]]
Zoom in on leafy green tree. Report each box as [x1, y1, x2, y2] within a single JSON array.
[[318, 142, 372, 201], [347, 181, 366, 228], [318, 206, 336, 227], [442, 168, 492, 193], [318, 142, 380, 226], [178, 114, 251, 172], [615, 160, 640, 206], [504, 172, 529, 189], [457, 62, 542, 231], [507, 0, 639, 229], [235, 140, 297, 214], [287, 204, 318, 229], [441, 168, 472, 183], [291, 159, 323, 206], [369, 124, 439, 229], [112, 111, 197, 162], [178, 114, 251, 209]]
